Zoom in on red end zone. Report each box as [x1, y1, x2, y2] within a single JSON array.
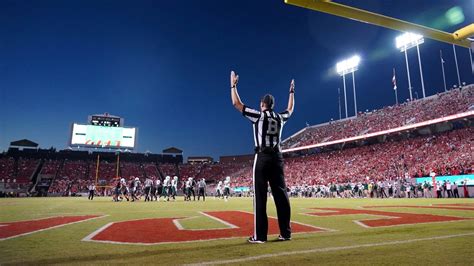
[[0, 215, 102, 240], [84, 211, 325, 245], [305, 208, 469, 228]]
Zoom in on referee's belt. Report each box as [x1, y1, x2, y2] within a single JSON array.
[[254, 146, 281, 154]]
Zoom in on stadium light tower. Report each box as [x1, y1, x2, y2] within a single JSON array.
[[396, 32, 426, 100], [336, 55, 360, 118]]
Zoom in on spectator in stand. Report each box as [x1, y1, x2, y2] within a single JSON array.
[[283, 85, 473, 150], [452, 182, 459, 198], [462, 181, 469, 198]]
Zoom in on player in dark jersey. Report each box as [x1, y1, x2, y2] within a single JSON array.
[[130, 177, 140, 202], [113, 180, 121, 202], [144, 177, 153, 202], [197, 178, 206, 201]]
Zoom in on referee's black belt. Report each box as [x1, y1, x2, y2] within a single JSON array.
[[254, 146, 281, 154]]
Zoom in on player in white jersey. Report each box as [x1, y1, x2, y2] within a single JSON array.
[[154, 178, 162, 201], [215, 181, 223, 199], [162, 176, 171, 199], [168, 176, 178, 201], [185, 177, 194, 201], [223, 176, 231, 201], [120, 177, 129, 201]]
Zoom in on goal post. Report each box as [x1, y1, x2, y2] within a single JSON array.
[[284, 0, 472, 49]]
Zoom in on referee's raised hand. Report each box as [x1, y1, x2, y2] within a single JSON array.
[[289, 79, 295, 93], [230, 71, 239, 88], [230, 71, 244, 112]]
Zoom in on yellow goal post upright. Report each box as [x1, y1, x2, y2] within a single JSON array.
[[284, 0, 473, 50], [116, 152, 120, 179], [93, 153, 116, 193]]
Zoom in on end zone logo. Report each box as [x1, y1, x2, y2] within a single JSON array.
[[1, 206, 471, 244], [83, 211, 325, 245]]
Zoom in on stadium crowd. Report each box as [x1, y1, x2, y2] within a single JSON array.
[[283, 85, 474, 149], [1, 84, 472, 198]]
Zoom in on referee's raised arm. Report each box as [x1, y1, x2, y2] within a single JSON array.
[[230, 71, 244, 112], [286, 79, 295, 115]]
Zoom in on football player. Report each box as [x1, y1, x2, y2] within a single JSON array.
[[215, 181, 223, 199], [120, 177, 130, 201], [113, 179, 121, 202], [185, 177, 194, 201], [162, 176, 170, 199], [182, 178, 188, 201], [144, 177, 153, 202], [154, 177, 162, 201], [169, 176, 178, 201], [198, 178, 206, 201], [223, 176, 231, 201], [131, 177, 140, 202]]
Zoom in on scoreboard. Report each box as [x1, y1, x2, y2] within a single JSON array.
[[88, 113, 124, 127], [70, 123, 136, 149]]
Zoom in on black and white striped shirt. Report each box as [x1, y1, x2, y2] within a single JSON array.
[[242, 106, 291, 150]]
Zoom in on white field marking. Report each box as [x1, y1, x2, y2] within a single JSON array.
[[172, 217, 196, 230], [82, 234, 261, 246], [199, 212, 239, 229], [185, 232, 474, 266], [172, 213, 239, 232], [0, 215, 107, 241], [299, 208, 472, 228], [362, 204, 474, 214], [0, 215, 69, 223], [356, 205, 474, 221], [0, 215, 107, 225], [172, 216, 235, 231], [352, 217, 473, 229], [240, 210, 335, 233], [82, 222, 114, 242]]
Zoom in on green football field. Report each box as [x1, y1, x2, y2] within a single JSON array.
[[1, 197, 473, 265]]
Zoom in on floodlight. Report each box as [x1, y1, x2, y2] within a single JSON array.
[[395, 32, 424, 51], [336, 55, 361, 76]]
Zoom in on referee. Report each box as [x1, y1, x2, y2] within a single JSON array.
[[230, 70, 294, 243]]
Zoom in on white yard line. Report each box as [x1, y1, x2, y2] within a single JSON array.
[[184, 232, 474, 266], [0, 215, 107, 241]]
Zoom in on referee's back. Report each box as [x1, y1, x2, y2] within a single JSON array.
[[242, 105, 291, 152]]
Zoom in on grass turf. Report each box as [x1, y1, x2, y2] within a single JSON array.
[[0, 197, 473, 265]]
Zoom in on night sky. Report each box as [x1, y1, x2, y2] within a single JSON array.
[[1, 0, 473, 159]]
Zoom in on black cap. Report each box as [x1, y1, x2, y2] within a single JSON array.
[[261, 94, 275, 109]]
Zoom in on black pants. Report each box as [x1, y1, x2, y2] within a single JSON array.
[[144, 187, 151, 201], [453, 189, 459, 198], [188, 188, 195, 200], [198, 188, 205, 201], [88, 190, 94, 200], [253, 152, 291, 241]]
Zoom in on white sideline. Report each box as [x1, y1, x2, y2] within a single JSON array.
[[184, 232, 474, 266]]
